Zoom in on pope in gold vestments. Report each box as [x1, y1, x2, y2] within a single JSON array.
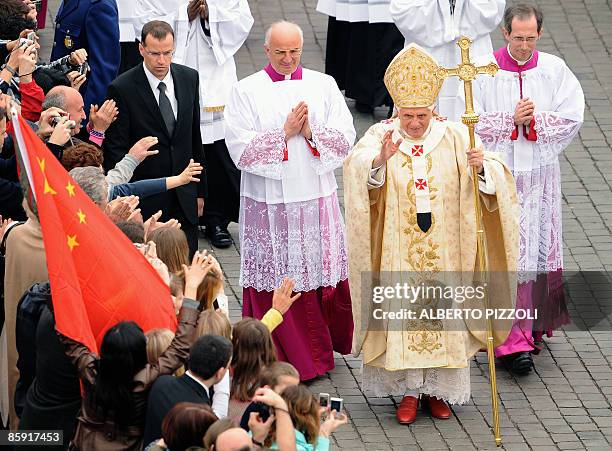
[[344, 44, 519, 408]]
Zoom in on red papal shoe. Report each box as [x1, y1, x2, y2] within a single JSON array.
[[396, 396, 419, 424], [422, 395, 451, 419]]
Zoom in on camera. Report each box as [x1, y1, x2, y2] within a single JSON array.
[[27, 32, 36, 42], [51, 116, 76, 129], [319, 393, 330, 408], [254, 402, 270, 422], [78, 61, 89, 76], [17, 38, 32, 48], [330, 397, 343, 413]]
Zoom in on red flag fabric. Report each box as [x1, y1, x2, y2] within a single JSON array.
[[11, 113, 177, 353]]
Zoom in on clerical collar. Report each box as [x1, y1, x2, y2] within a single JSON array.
[[264, 64, 303, 82], [494, 45, 539, 72]]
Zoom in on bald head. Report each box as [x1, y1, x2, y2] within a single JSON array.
[[42, 86, 86, 134], [264, 21, 303, 46], [264, 21, 303, 76], [214, 428, 252, 451]]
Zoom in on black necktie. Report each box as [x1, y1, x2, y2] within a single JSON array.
[[450, 0, 456, 15], [157, 81, 175, 137], [208, 384, 214, 406]]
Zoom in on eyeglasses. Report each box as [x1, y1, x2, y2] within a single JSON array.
[[143, 48, 175, 58], [510, 36, 538, 43], [273, 49, 302, 57]]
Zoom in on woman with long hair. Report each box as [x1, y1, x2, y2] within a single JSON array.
[[228, 318, 277, 422], [61, 252, 215, 450], [270, 384, 348, 450], [148, 227, 190, 274]]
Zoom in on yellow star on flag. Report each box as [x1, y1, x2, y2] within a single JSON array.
[[37, 157, 45, 173], [66, 181, 76, 197], [43, 177, 57, 195], [67, 234, 79, 251], [76, 209, 86, 224]]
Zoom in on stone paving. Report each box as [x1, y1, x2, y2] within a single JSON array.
[[40, 0, 612, 449]]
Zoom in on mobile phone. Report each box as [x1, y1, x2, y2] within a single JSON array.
[[27, 32, 36, 42], [319, 393, 330, 408], [330, 397, 343, 413]]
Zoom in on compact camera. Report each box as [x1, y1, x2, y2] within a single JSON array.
[[51, 116, 76, 129], [78, 61, 90, 76], [319, 393, 330, 408], [330, 397, 344, 413]]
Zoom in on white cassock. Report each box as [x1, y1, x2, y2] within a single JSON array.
[[129, 1, 253, 144], [224, 68, 356, 292], [317, 0, 393, 23], [390, 0, 505, 120], [473, 48, 584, 282], [116, 0, 137, 42]]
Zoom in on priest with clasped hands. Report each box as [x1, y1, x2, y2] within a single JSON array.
[[224, 21, 356, 382], [344, 44, 519, 425]]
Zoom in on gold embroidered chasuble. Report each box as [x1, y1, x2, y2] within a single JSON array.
[[344, 117, 519, 372]]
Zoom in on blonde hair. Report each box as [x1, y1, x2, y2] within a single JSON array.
[[148, 228, 189, 274], [145, 328, 175, 364], [195, 270, 224, 311], [196, 309, 232, 340]]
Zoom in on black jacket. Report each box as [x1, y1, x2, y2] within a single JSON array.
[[18, 301, 82, 449], [103, 63, 206, 225], [142, 373, 213, 445]]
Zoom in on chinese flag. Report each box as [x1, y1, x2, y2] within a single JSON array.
[[11, 114, 177, 353]]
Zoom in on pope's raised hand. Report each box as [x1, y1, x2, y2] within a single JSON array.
[[372, 129, 402, 168]]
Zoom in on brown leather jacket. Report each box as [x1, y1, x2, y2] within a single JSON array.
[[62, 302, 200, 450]]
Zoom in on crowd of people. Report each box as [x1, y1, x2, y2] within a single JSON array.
[[0, 0, 585, 449]]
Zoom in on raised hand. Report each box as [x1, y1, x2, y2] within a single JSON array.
[[89, 99, 118, 133], [175, 159, 203, 186], [372, 129, 402, 168], [182, 250, 216, 301], [128, 136, 159, 162], [272, 277, 302, 315]]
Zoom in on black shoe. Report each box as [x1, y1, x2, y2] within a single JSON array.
[[206, 225, 232, 249], [355, 101, 374, 114], [501, 352, 533, 375]]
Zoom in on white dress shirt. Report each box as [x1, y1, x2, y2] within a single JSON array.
[[142, 63, 177, 119]]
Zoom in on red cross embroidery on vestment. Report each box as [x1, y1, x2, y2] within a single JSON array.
[[415, 179, 427, 190], [412, 145, 423, 156]]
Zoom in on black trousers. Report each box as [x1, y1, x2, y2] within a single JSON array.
[[324, 17, 404, 108], [119, 41, 143, 75], [200, 139, 240, 228]]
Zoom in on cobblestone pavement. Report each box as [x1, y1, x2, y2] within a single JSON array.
[[41, 0, 612, 449]]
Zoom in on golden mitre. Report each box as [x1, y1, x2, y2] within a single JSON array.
[[384, 43, 445, 108]]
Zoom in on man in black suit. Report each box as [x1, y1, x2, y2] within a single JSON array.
[[103, 20, 205, 254], [143, 334, 232, 445]]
